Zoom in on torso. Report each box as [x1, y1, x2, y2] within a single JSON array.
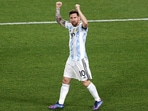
[[65, 22, 88, 61]]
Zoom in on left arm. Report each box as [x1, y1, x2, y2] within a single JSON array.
[[75, 4, 88, 28]]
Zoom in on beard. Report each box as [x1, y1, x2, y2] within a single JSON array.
[[71, 21, 79, 27]]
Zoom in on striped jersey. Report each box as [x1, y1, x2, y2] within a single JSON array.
[[65, 21, 88, 61]]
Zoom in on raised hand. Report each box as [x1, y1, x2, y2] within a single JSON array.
[[56, 2, 62, 8], [75, 4, 80, 10]]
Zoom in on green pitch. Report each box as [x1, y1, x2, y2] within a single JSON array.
[[0, 0, 148, 111]]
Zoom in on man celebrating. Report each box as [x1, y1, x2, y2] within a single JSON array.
[[49, 2, 103, 110]]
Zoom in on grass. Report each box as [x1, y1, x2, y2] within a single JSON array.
[[0, 0, 148, 111]]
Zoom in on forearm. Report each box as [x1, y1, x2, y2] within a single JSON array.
[[77, 9, 88, 27], [56, 8, 66, 27]]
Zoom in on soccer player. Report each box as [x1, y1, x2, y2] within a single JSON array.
[[48, 2, 103, 110]]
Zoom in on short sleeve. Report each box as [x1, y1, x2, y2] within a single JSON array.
[[65, 21, 70, 29], [80, 23, 88, 32]]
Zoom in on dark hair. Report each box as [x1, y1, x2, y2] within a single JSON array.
[[69, 10, 79, 16]]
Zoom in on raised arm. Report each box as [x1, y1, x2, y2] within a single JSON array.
[[75, 4, 88, 28], [56, 2, 66, 27]]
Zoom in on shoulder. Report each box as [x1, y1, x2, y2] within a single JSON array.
[[79, 22, 88, 31], [65, 21, 72, 28]]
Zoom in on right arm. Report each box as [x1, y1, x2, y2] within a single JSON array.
[[56, 2, 66, 27]]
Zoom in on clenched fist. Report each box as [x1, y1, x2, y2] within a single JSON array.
[[56, 2, 62, 8], [75, 4, 80, 10]]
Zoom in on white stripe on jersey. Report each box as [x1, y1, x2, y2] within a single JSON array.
[[65, 21, 88, 61]]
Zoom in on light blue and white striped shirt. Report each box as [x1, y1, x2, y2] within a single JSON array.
[[65, 21, 88, 61]]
